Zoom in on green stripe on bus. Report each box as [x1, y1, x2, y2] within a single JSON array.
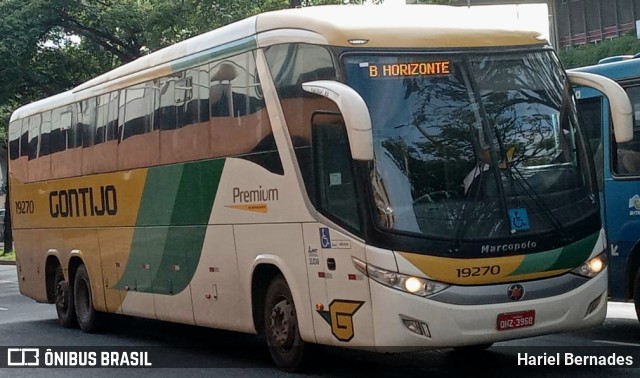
[[115, 159, 226, 295], [171, 36, 257, 72], [546, 232, 599, 271], [171, 159, 225, 225], [136, 164, 184, 226], [509, 248, 562, 276], [509, 232, 599, 276]]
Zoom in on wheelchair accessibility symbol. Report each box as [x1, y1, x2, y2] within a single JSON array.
[[320, 227, 332, 249], [508, 208, 530, 232]]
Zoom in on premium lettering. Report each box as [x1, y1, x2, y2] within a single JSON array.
[[49, 185, 118, 218], [232, 186, 278, 203]]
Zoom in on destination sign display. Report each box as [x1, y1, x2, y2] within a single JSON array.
[[368, 61, 451, 78]]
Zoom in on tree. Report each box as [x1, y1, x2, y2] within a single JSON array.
[[0, 0, 458, 135], [0, 0, 295, 127], [558, 34, 640, 69]]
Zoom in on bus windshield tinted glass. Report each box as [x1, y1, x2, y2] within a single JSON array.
[[343, 51, 595, 241]]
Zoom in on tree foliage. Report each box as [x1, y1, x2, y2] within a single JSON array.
[[558, 34, 640, 69], [0, 0, 626, 140], [0, 0, 394, 134]]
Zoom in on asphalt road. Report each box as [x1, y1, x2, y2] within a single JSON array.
[[1, 265, 640, 377]]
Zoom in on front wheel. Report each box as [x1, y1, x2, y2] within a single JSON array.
[[74, 264, 101, 333], [54, 266, 77, 328], [264, 275, 306, 371]]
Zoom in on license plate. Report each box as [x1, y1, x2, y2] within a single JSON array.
[[497, 310, 535, 331]]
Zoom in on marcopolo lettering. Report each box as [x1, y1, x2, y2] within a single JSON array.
[[49, 185, 118, 218], [481, 240, 537, 254]]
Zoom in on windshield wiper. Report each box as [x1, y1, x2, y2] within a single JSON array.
[[488, 111, 568, 241]]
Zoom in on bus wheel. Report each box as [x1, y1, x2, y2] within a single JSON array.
[[74, 264, 100, 333], [264, 275, 306, 371], [54, 266, 77, 328]]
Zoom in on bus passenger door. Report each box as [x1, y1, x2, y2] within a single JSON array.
[[304, 114, 374, 347]]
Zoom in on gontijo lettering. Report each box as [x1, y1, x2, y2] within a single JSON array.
[[49, 185, 118, 218], [369, 61, 451, 78]]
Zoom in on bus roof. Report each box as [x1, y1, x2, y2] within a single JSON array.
[[570, 57, 640, 82], [11, 5, 546, 122]]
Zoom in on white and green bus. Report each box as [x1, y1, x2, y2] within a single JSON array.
[[8, 5, 633, 370]]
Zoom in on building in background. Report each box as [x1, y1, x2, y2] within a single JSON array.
[[550, 0, 640, 48]]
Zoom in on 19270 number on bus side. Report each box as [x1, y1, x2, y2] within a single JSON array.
[[15, 200, 35, 214]]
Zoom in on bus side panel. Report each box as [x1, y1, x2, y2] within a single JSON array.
[[51, 147, 82, 180], [153, 226, 198, 325], [117, 227, 162, 319], [191, 225, 243, 331], [235, 224, 315, 340], [13, 229, 48, 303], [97, 228, 133, 314], [62, 228, 105, 312]]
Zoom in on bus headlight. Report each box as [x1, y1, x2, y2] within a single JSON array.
[[352, 257, 448, 297], [572, 252, 608, 278]]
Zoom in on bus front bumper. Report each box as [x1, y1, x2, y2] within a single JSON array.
[[368, 268, 607, 351]]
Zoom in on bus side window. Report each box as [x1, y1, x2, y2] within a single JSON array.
[[60, 110, 73, 149], [312, 112, 361, 232], [50, 107, 65, 154], [105, 91, 120, 142], [8, 119, 21, 161], [159, 76, 178, 130], [122, 83, 152, 140], [27, 114, 41, 160], [40, 111, 51, 158], [264, 43, 339, 199], [210, 62, 237, 118], [95, 94, 108, 144], [614, 86, 640, 176], [175, 74, 194, 128], [208, 51, 282, 174], [576, 97, 603, 190], [81, 98, 96, 148]]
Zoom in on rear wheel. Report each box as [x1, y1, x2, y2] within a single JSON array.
[[54, 266, 77, 328], [74, 264, 101, 333], [264, 275, 306, 371]]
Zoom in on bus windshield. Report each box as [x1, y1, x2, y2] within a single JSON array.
[[343, 50, 596, 242]]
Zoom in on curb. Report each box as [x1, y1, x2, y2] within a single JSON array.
[[0, 260, 16, 266]]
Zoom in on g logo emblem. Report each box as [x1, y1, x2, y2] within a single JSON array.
[[317, 300, 364, 342]]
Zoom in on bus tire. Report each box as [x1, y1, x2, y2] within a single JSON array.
[[264, 275, 306, 371], [74, 264, 101, 333], [54, 266, 77, 328]]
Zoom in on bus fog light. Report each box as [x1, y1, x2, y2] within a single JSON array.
[[420, 322, 431, 337], [572, 252, 607, 278], [402, 319, 423, 335], [401, 316, 431, 338], [585, 293, 605, 317]]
